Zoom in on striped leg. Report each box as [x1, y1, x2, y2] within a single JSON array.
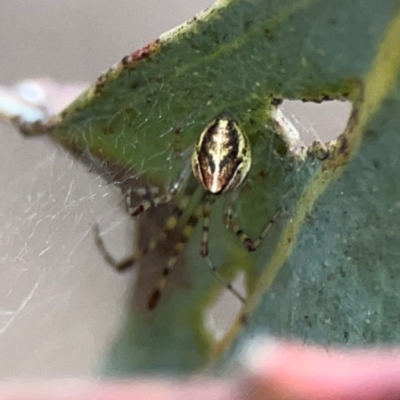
[[127, 166, 191, 217], [94, 224, 138, 271], [224, 207, 282, 252], [200, 200, 212, 257], [148, 211, 201, 309], [126, 187, 173, 217], [204, 255, 246, 303], [148, 199, 248, 309], [147, 204, 247, 309], [95, 194, 192, 273], [201, 200, 246, 304], [96, 168, 194, 272]]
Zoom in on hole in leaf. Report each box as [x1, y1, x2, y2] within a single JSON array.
[[278, 100, 352, 148]]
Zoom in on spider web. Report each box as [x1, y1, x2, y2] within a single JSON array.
[[0, 0, 218, 379], [0, 125, 133, 376]]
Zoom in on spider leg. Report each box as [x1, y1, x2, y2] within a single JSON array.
[[204, 255, 246, 304], [148, 210, 201, 310], [148, 194, 250, 309], [148, 202, 246, 309], [127, 165, 192, 217], [200, 197, 246, 303], [126, 187, 173, 217], [94, 224, 138, 271], [149, 196, 247, 309], [96, 169, 195, 272], [200, 198, 246, 304], [200, 199, 213, 257], [95, 193, 193, 273], [224, 207, 282, 252], [94, 187, 177, 272]]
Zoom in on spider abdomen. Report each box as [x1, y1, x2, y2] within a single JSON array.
[[191, 114, 251, 195]]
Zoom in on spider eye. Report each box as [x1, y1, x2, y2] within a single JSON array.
[[192, 115, 251, 194]]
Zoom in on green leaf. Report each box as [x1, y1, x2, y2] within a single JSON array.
[[6, 0, 400, 375]]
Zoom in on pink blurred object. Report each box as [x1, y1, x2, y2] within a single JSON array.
[[242, 339, 400, 400], [2, 339, 400, 400]]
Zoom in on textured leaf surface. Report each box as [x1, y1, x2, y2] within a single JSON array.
[[9, 0, 400, 375]]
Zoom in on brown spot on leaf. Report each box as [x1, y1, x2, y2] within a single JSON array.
[[129, 40, 161, 64], [102, 126, 114, 135], [271, 97, 283, 106], [258, 170, 269, 178], [239, 313, 249, 326], [121, 55, 130, 66], [338, 137, 349, 156], [264, 28, 274, 40], [94, 74, 107, 95]]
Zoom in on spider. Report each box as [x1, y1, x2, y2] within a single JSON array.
[[95, 112, 281, 310]]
